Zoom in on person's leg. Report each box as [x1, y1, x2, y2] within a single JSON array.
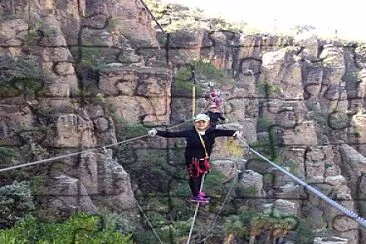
[[186, 158, 199, 197], [189, 174, 202, 197]]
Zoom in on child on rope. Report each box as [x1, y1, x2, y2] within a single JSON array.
[[148, 113, 242, 203], [205, 82, 222, 110], [206, 103, 228, 129]]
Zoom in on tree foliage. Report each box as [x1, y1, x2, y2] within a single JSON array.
[[0, 54, 43, 98], [0, 181, 35, 228], [0, 213, 133, 243]]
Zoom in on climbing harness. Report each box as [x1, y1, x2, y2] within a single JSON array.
[[196, 129, 210, 172], [188, 158, 209, 178]]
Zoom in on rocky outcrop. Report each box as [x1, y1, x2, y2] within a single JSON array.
[[2, 0, 366, 243], [99, 66, 172, 124]]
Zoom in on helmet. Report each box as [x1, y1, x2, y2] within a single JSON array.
[[209, 104, 217, 109], [194, 113, 210, 122], [208, 82, 214, 87]]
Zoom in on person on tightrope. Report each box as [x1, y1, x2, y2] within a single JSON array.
[[206, 103, 228, 129], [148, 113, 242, 204], [205, 82, 222, 110]]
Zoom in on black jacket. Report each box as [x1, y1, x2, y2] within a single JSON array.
[[207, 111, 226, 128], [156, 127, 236, 162]]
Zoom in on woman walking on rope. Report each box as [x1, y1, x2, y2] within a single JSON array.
[[148, 113, 242, 203]]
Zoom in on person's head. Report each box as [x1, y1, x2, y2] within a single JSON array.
[[209, 104, 218, 112], [193, 113, 210, 131]]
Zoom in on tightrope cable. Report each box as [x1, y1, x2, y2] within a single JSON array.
[[200, 170, 241, 243], [0, 135, 148, 173], [0, 120, 191, 173], [136, 201, 163, 244], [186, 172, 207, 244], [237, 136, 366, 228]]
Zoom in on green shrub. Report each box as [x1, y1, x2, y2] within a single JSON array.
[[0, 147, 18, 165], [295, 219, 314, 244], [193, 59, 226, 82], [114, 118, 149, 141], [257, 117, 274, 132], [0, 213, 133, 243], [0, 181, 35, 228], [0, 55, 42, 98]]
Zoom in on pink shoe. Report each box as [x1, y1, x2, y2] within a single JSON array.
[[198, 192, 209, 199], [190, 196, 209, 203]]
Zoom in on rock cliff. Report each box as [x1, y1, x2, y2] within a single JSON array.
[[1, 0, 366, 243]]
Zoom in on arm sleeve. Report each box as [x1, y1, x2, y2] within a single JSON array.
[[214, 129, 236, 137], [219, 113, 226, 121], [156, 130, 188, 138]]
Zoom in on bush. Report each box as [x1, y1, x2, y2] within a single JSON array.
[[0, 147, 18, 165], [0, 181, 35, 228], [0, 213, 133, 243], [0, 55, 42, 98], [114, 117, 149, 141]]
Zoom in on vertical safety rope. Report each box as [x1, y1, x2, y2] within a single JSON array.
[[192, 70, 196, 118], [237, 137, 366, 228], [192, 85, 196, 117], [201, 170, 241, 243], [136, 201, 163, 244], [186, 172, 207, 244]]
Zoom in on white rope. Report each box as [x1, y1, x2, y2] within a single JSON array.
[[237, 136, 366, 228], [201, 170, 241, 243], [186, 172, 207, 244], [0, 120, 192, 174], [0, 135, 148, 173], [136, 200, 163, 244]]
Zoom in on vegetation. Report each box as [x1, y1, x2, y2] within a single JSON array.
[[291, 25, 316, 35], [173, 59, 228, 97], [0, 213, 133, 243], [0, 147, 18, 165], [294, 219, 314, 244], [256, 82, 282, 97], [114, 117, 150, 140], [0, 55, 43, 98], [145, 0, 252, 33], [0, 181, 35, 228], [224, 210, 297, 243]]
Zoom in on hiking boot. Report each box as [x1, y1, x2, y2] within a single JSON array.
[[190, 195, 209, 203]]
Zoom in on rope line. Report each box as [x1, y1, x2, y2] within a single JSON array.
[[237, 136, 366, 228], [139, 0, 196, 65], [201, 170, 241, 243], [192, 84, 196, 117], [0, 135, 147, 173], [0, 120, 191, 174], [186, 172, 207, 244], [136, 200, 163, 244]]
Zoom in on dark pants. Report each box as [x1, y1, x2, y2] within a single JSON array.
[[188, 173, 204, 197], [186, 158, 206, 197]]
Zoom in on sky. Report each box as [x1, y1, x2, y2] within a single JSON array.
[[161, 0, 366, 41]]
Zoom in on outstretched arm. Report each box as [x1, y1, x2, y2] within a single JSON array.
[[214, 129, 243, 138], [214, 129, 236, 137], [156, 129, 189, 138], [218, 113, 226, 121]]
